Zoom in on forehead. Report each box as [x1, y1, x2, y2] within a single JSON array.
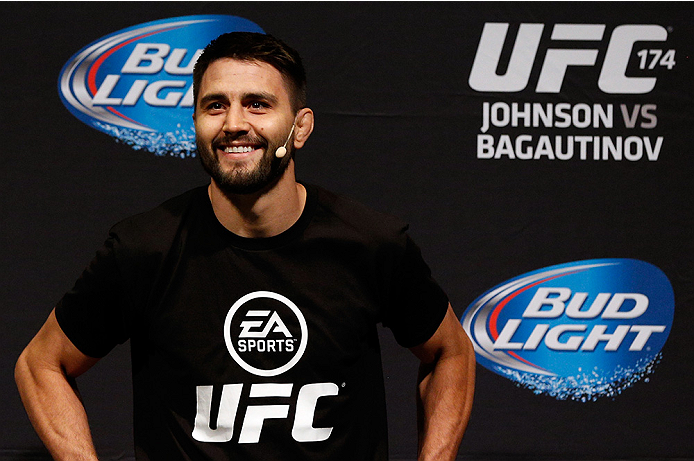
[[198, 58, 291, 102]]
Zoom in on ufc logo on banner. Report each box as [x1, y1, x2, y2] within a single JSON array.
[[192, 382, 339, 444], [469, 23, 670, 94]]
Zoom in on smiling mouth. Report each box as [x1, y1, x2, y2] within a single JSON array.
[[223, 146, 256, 154]]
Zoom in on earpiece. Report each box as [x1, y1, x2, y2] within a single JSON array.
[[275, 124, 296, 158]]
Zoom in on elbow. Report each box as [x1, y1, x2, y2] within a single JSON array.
[[15, 347, 34, 394], [15, 348, 33, 404], [15, 349, 28, 385], [15, 343, 51, 394]]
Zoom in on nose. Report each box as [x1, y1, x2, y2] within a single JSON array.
[[223, 104, 251, 134]]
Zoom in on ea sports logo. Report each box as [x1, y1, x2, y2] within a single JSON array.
[[224, 291, 308, 377]]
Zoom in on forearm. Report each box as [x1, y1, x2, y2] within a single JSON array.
[[15, 351, 99, 461], [416, 345, 475, 461]]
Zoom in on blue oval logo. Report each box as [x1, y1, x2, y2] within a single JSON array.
[[58, 15, 264, 157], [461, 259, 674, 401]]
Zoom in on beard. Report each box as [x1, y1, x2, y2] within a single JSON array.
[[196, 132, 292, 196]]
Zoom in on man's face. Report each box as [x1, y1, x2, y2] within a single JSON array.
[[194, 58, 296, 195]]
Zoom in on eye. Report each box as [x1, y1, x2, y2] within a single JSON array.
[[208, 102, 225, 112], [249, 101, 270, 112]]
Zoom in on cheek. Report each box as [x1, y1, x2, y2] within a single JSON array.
[[195, 118, 220, 139]]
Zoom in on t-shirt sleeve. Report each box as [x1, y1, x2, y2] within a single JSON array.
[[382, 233, 449, 348], [55, 233, 131, 358]]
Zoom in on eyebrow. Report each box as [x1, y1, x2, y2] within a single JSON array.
[[243, 91, 279, 105], [198, 92, 228, 108], [198, 91, 279, 108]]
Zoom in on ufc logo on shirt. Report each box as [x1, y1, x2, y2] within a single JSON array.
[[192, 382, 340, 443]]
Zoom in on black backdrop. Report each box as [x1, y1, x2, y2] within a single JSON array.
[[2, 2, 692, 460]]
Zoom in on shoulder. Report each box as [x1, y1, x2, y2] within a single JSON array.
[[108, 186, 207, 253], [309, 184, 409, 248]]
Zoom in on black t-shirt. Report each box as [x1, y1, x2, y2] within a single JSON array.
[[56, 184, 449, 461]]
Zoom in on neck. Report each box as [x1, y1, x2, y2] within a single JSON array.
[[208, 164, 306, 238]]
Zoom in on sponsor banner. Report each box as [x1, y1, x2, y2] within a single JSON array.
[[469, 23, 676, 162], [58, 15, 264, 157], [461, 259, 674, 401]]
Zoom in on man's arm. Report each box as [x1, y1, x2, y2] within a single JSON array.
[[409, 305, 476, 461], [15, 308, 101, 461]]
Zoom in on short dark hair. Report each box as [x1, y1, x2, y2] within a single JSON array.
[[193, 32, 307, 111]]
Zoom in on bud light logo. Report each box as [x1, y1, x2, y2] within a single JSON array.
[[461, 259, 674, 401], [58, 15, 264, 157]]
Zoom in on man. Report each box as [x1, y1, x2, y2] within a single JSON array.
[[16, 32, 475, 460]]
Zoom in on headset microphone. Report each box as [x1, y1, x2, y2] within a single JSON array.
[[275, 124, 296, 159]]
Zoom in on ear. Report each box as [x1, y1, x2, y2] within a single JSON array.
[[292, 108, 314, 150]]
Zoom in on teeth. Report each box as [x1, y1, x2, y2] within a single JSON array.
[[224, 146, 255, 153]]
